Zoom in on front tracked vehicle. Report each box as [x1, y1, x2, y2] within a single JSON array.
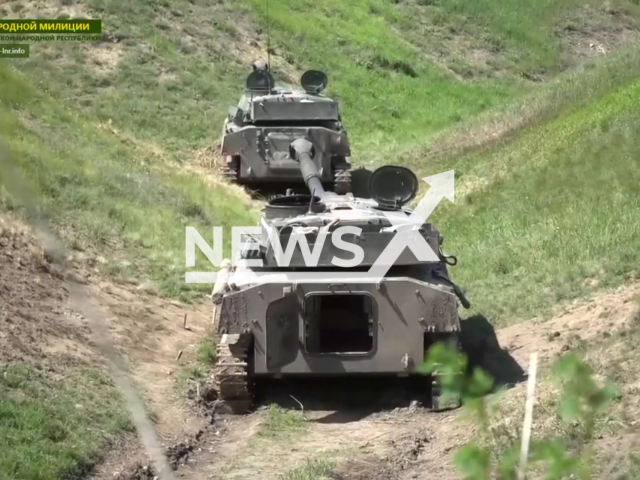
[[211, 139, 470, 413], [219, 62, 352, 194]]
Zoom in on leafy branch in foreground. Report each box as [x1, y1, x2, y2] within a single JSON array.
[[421, 342, 618, 480]]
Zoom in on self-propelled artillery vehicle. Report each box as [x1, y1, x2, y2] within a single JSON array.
[[211, 138, 471, 413], [219, 62, 352, 194]]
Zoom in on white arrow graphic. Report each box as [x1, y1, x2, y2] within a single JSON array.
[[411, 170, 455, 224], [366, 169, 456, 278], [185, 169, 457, 284]]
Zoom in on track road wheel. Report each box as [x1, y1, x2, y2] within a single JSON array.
[[214, 333, 253, 414], [221, 156, 239, 183], [430, 377, 461, 412], [334, 168, 351, 195], [427, 335, 463, 412]]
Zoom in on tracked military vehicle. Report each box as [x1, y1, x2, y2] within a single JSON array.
[[211, 138, 471, 413], [219, 62, 352, 194]]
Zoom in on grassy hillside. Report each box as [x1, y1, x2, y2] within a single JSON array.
[[0, 62, 257, 300], [0, 365, 132, 480], [421, 49, 640, 325], [0, 0, 638, 302], [243, 0, 640, 155], [4, 0, 640, 161]]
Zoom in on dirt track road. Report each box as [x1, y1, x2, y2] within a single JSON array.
[[96, 277, 638, 480]]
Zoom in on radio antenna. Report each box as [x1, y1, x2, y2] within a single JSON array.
[[266, 0, 271, 71]]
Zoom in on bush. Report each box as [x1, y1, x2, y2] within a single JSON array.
[[421, 343, 618, 480]]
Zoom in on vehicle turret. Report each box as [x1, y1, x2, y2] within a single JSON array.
[[219, 63, 352, 194]]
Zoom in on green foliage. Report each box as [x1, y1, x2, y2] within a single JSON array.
[[494, 446, 520, 480], [553, 353, 618, 429], [420, 339, 468, 405], [454, 443, 491, 480], [279, 458, 335, 480], [551, 354, 619, 479], [422, 341, 620, 480], [259, 405, 307, 438], [529, 440, 579, 480], [0, 363, 132, 480], [421, 339, 494, 427], [196, 339, 217, 365]]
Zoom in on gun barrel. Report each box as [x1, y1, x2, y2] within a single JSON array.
[[289, 138, 326, 198]]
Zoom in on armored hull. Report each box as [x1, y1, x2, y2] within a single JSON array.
[[211, 139, 470, 413]]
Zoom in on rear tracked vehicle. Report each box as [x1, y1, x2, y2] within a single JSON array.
[[211, 139, 470, 413], [219, 61, 352, 194]]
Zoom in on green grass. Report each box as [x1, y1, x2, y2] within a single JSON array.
[[258, 405, 307, 438], [421, 73, 640, 325], [401, 45, 640, 168], [8, 0, 259, 159], [241, 0, 516, 153], [196, 339, 217, 365], [0, 61, 258, 301], [176, 364, 207, 391], [0, 363, 133, 480], [279, 459, 335, 480], [175, 339, 216, 390], [234, 0, 640, 154]]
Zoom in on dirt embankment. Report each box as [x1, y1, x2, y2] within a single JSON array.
[[0, 216, 95, 367], [0, 214, 211, 479]]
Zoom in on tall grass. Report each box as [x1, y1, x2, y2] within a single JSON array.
[[426, 77, 640, 324]]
